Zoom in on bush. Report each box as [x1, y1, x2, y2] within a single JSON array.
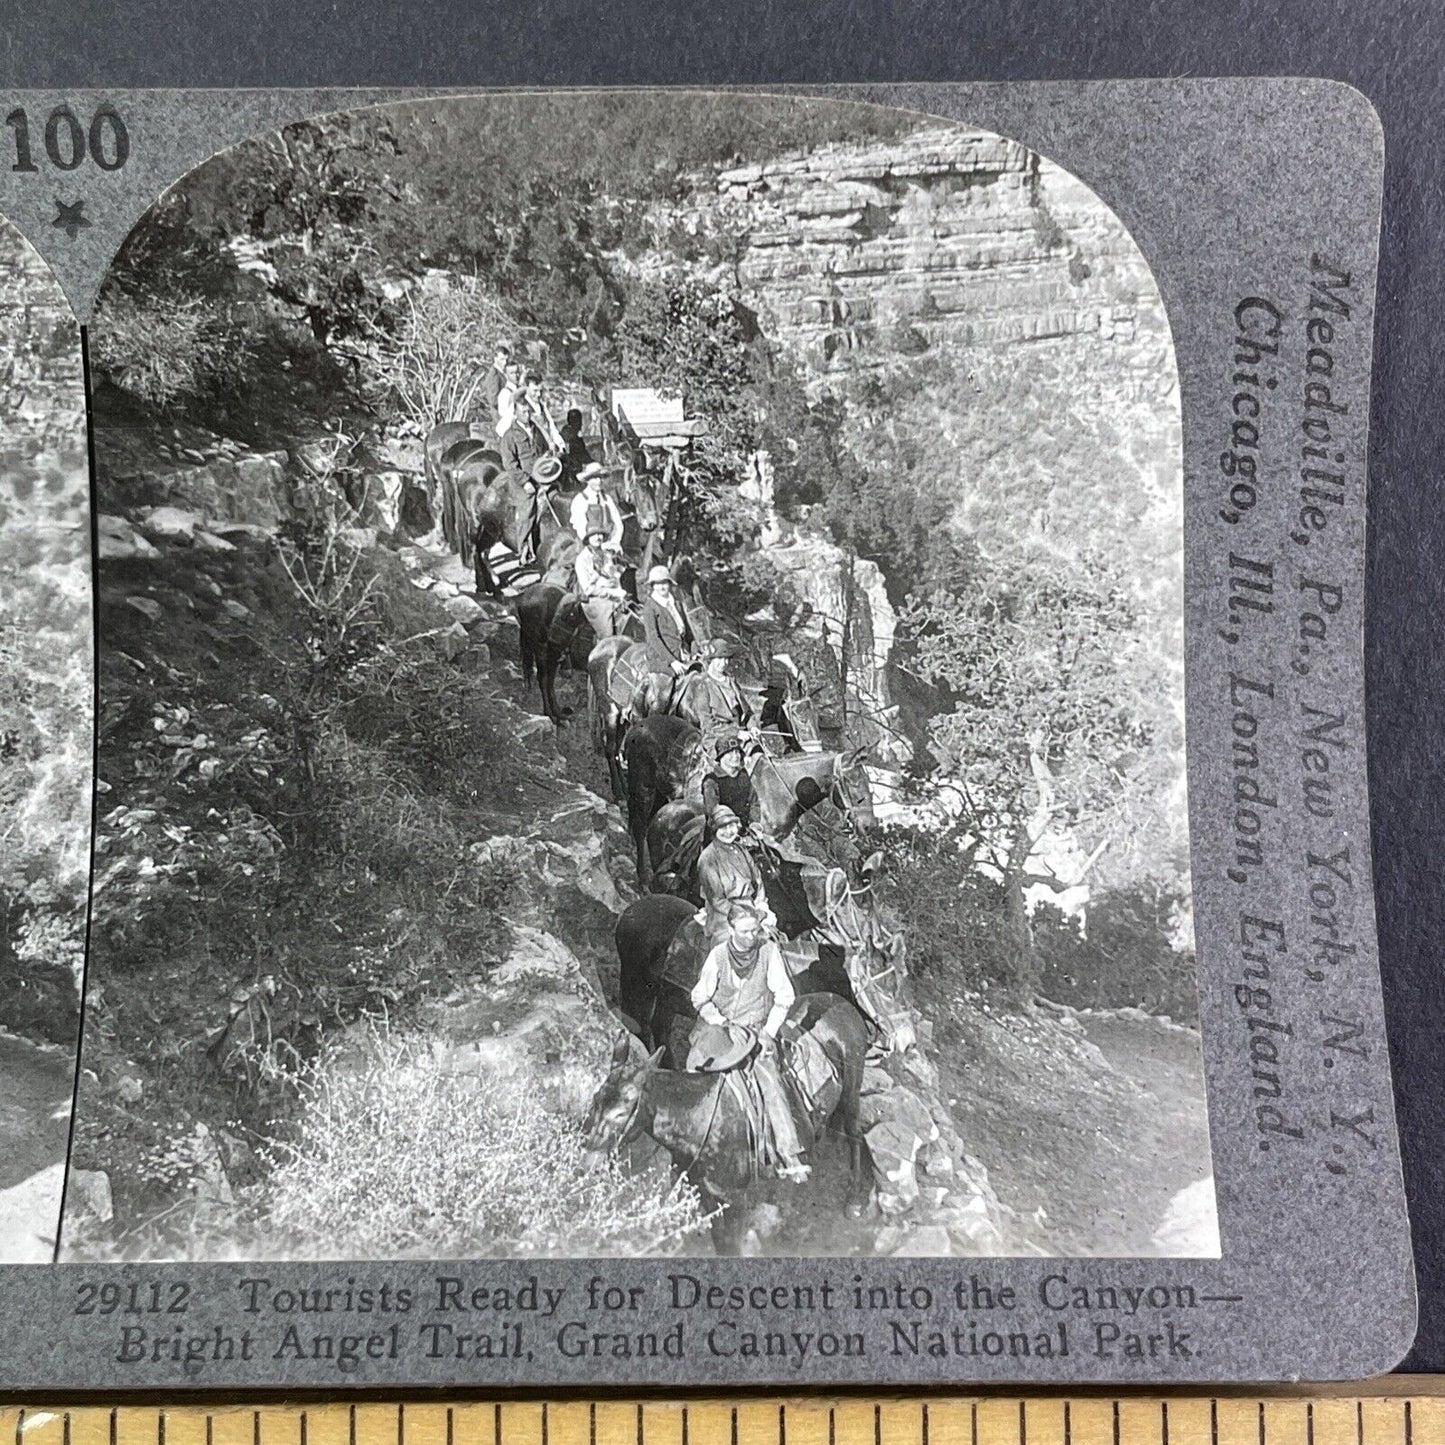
[[90, 288, 251, 409], [1034, 885, 1199, 1024], [876, 823, 1035, 999], [260, 1037, 711, 1258]]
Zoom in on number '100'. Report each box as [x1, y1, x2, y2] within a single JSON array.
[[4, 105, 129, 172]]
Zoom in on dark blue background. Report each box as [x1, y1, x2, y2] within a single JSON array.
[[5, 0, 1441, 1372]]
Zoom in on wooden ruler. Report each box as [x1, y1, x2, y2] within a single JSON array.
[[3, 1396, 1445, 1445]]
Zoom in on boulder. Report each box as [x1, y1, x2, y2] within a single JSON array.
[[97, 515, 159, 562], [136, 505, 201, 540], [890, 1223, 953, 1257], [68, 1168, 113, 1224], [124, 595, 162, 623], [191, 529, 237, 554], [440, 622, 470, 660], [444, 593, 488, 626]]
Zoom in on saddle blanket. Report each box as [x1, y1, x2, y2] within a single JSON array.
[[484, 542, 541, 598]]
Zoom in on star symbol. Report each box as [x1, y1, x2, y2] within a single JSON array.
[[52, 198, 91, 240]]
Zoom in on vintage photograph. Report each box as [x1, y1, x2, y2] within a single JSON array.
[[0, 217, 91, 1262], [64, 91, 1214, 1262]]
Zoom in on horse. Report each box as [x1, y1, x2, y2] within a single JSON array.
[[472, 473, 580, 597], [750, 746, 876, 842], [583, 1003, 871, 1254], [422, 421, 476, 538], [434, 436, 505, 568], [516, 581, 599, 725], [587, 634, 635, 801], [623, 715, 703, 882]]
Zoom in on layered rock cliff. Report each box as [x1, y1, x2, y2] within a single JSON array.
[[653, 124, 1169, 390]]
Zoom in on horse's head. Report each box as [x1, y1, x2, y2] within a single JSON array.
[[582, 1032, 663, 1164]]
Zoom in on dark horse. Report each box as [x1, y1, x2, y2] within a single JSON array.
[[623, 714, 703, 881], [516, 580, 599, 725], [426, 428, 504, 569], [583, 1001, 871, 1254], [473, 474, 579, 597]]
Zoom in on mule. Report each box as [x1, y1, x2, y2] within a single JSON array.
[[472, 473, 580, 597], [623, 715, 703, 881], [516, 581, 599, 724], [587, 634, 634, 801], [583, 1003, 871, 1254], [435, 437, 505, 568]]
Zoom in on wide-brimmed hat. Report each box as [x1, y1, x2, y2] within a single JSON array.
[[578, 462, 606, 483], [711, 805, 742, 831], [686, 1023, 754, 1073], [584, 528, 609, 545], [531, 456, 564, 485], [714, 735, 744, 762], [707, 636, 742, 660], [647, 564, 674, 585]]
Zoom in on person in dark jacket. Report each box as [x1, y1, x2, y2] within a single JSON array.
[[702, 735, 754, 839], [500, 373, 554, 484], [641, 563, 709, 671], [559, 408, 594, 485]]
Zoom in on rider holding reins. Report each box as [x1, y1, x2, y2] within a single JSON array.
[[688, 900, 810, 1183]]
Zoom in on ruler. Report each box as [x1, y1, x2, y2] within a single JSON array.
[[3, 1397, 1444, 1445]]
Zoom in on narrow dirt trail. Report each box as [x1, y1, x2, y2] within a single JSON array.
[[927, 994, 1214, 1257]]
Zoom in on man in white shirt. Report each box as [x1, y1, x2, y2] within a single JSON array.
[[688, 902, 809, 1182], [569, 463, 624, 550]]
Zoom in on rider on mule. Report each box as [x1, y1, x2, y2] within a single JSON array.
[[696, 806, 774, 944], [574, 528, 630, 639], [701, 735, 754, 840], [641, 563, 710, 711], [688, 901, 810, 1183], [569, 462, 624, 550], [688, 639, 756, 759]]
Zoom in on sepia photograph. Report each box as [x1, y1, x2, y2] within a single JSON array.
[[64, 90, 1214, 1263], [0, 216, 91, 1263]]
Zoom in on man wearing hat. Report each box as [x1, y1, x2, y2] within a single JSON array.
[[697, 805, 773, 943], [514, 454, 565, 564], [574, 527, 630, 638], [688, 901, 809, 1183], [569, 463, 624, 551]]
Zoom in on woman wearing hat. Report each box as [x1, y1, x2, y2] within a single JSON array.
[[688, 901, 809, 1182], [702, 734, 754, 839], [692, 638, 754, 756], [641, 563, 709, 672], [697, 805, 774, 944], [569, 463, 624, 550], [574, 527, 630, 638]]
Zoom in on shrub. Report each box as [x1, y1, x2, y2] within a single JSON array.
[[260, 1037, 711, 1258], [1034, 884, 1199, 1024], [90, 288, 251, 409]]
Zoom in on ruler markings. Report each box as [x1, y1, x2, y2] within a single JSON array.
[[4, 1401, 1445, 1445]]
